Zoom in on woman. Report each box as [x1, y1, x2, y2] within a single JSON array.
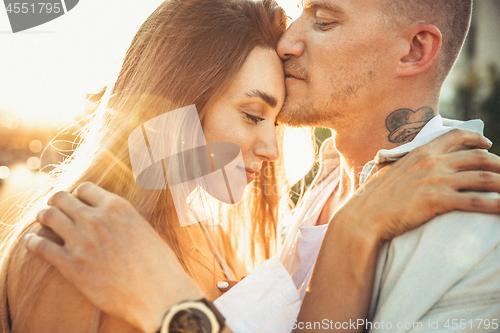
[[1, 1, 288, 331], [1, 0, 499, 332]]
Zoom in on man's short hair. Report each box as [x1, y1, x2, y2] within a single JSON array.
[[381, 0, 473, 84]]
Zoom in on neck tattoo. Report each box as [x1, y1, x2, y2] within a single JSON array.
[[385, 106, 435, 144]]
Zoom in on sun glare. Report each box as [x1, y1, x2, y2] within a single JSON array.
[[0, 0, 163, 129], [0, 0, 313, 201], [283, 127, 315, 185], [276, 0, 302, 21], [0, 1, 302, 129]]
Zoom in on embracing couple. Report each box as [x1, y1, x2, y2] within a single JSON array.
[[2, 0, 500, 332]]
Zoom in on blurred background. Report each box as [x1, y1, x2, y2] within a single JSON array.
[[1, 0, 499, 221]]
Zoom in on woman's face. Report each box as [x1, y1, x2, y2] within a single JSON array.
[[204, 47, 286, 185]]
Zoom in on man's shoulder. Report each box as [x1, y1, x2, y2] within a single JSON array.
[[387, 194, 500, 274], [398, 193, 500, 247], [368, 197, 500, 328]]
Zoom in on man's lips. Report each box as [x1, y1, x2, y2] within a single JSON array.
[[284, 61, 308, 82], [284, 68, 304, 81]]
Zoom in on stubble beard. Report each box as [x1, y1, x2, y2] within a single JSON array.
[[278, 93, 334, 128], [277, 67, 375, 129], [277, 81, 362, 129]]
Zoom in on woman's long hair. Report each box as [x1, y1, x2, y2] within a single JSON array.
[[0, 0, 287, 330]]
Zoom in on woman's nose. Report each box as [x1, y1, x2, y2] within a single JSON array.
[[254, 125, 279, 162]]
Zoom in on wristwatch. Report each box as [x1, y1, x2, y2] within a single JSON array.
[[157, 298, 225, 333]]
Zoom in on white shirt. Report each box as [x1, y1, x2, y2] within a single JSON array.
[[214, 116, 499, 333]]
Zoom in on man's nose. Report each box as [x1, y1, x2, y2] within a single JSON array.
[[277, 19, 305, 61]]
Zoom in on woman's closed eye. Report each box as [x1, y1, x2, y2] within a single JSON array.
[[244, 112, 265, 125]]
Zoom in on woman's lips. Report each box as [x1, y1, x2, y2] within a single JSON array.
[[235, 165, 258, 184], [246, 170, 257, 183]]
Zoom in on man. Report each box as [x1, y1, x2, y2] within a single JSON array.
[[25, 0, 500, 332], [212, 1, 500, 331], [273, 0, 500, 331]]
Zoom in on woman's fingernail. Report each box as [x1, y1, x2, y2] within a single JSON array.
[[217, 281, 229, 289], [486, 138, 493, 146]]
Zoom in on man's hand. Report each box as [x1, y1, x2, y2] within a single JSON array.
[[343, 128, 500, 243], [25, 182, 205, 333]]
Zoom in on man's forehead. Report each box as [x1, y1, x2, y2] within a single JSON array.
[[300, 0, 379, 12], [300, 0, 344, 12]]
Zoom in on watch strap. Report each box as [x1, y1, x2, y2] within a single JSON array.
[[199, 298, 225, 330], [157, 298, 225, 333]]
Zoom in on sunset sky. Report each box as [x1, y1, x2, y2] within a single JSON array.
[[0, 0, 301, 129]]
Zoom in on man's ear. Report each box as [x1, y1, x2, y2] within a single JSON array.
[[397, 23, 442, 77]]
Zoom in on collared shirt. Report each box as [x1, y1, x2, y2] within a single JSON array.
[[215, 116, 500, 333]]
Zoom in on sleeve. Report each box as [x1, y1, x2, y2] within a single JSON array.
[[214, 257, 301, 333], [408, 243, 500, 332], [368, 204, 500, 333], [5, 224, 141, 333]]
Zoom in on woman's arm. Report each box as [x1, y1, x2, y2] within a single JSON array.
[[295, 129, 500, 332]]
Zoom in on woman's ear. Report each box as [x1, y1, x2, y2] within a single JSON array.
[[397, 23, 442, 77]]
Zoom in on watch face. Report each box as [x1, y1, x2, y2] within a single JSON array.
[[169, 308, 212, 333]]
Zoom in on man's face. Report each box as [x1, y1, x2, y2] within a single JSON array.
[[277, 0, 396, 128]]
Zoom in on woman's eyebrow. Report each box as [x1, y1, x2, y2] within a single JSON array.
[[245, 90, 277, 108]]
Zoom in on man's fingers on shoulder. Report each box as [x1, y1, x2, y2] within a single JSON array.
[[24, 233, 69, 268], [425, 129, 490, 154], [48, 190, 70, 206], [454, 193, 500, 214], [72, 182, 110, 207], [36, 207, 76, 241], [449, 170, 500, 193], [448, 149, 500, 173], [73, 182, 130, 214], [448, 129, 491, 152], [102, 195, 134, 217], [48, 190, 89, 220]]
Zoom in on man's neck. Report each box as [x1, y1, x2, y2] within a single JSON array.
[[329, 99, 439, 200]]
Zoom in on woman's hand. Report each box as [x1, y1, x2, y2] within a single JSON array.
[[344, 128, 500, 244], [24, 182, 205, 333]]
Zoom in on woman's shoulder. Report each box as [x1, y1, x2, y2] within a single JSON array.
[[2, 224, 140, 333]]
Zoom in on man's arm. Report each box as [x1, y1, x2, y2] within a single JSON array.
[[368, 207, 500, 333], [24, 184, 206, 333], [5, 224, 140, 333]]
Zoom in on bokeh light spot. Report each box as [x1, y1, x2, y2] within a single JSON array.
[[29, 140, 43, 153], [0, 166, 10, 179], [27, 157, 41, 170]]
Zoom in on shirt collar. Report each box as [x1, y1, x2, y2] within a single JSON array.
[[359, 116, 485, 184]]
